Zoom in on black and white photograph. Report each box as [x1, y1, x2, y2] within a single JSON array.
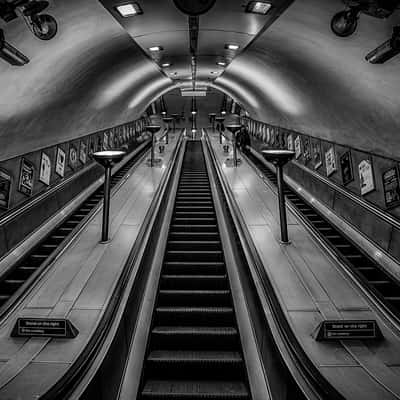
[[18, 158, 34, 196], [1, 1, 400, 397]]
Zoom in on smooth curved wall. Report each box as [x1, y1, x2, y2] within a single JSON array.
[[214, 0, 400, 161], [0, 0, 173, 161]]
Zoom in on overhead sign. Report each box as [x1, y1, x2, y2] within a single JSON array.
[[11, 318, 79, 339], [314, 320, 381, 341]]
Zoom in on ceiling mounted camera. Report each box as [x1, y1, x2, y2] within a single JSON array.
[[0, 0, 57, 41], [365, 25, 400, 63], [331, 0, 400, 37]]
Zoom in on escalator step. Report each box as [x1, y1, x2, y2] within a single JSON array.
[[146, 350, 244, 380], [141, 380, 249, 399], [158, 290, 231, 307], [151, 326, 238, 350], [164, 262, 225, 275], [155, 307, 235, 326]]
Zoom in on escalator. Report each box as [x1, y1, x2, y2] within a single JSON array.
[[245, 148, 400, 320], [0, 141, 151, 314], [139, 141, 251, 399]]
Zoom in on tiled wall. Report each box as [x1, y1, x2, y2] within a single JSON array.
[[0, 117, 150, 218]]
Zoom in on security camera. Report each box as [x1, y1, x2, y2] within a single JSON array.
[[0, 28, 29, 66], [365, 26, 400, 63]]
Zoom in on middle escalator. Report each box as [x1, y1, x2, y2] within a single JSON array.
[[139, 140, 251, 400]]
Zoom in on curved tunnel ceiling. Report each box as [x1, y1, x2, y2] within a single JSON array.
[[0, 0, 399, 161]]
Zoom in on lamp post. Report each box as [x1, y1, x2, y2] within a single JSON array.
[[226, 125, 241, 167], [146, 125, 161, 167], [261, 150, 295, 244], [162, 117, 173, 144], [215, 116, 225, 144], [209, 113, 216, 132], [92, 150, 126, 243], [171, 113, 179, 132]]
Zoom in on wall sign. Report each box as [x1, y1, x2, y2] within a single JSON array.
[[79, 141, 87, 164], [294, 136, 302, 159], [382, 166, 400, 208], [340, 151, 354, 185], [55, 147, 66, 178], [69, 145, 78, 169], [312, 140, 322, 170], [39, 152, 51, 186], [287, 134, 294, 151], [303, 136, 311, 163], [325, 146, 337, 176], [18, 158, 35, 196], [359, 159, 375, 195], [0, 169, 12, 209], [314, 320, 381, 341], [11, 318, 79, 339]]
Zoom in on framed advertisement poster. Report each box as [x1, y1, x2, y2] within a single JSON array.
[[56, 148, 66, 177], [104, 132, 110, 150], [69, 145, 78, 169], [312, 140, 322, 170], [18, 158, 34, 196], [0, 169, 12, 209], [382, 166, 400, 208], [79, 141, 87, 164], [287, 135, 294, 151], [325, 146, 337, 176], [303, 137, 311, 163], [358, 159, 375, 195], [340, 151, 354, 185], [39, 152, 51, 186], [294, 136, 302, 159]]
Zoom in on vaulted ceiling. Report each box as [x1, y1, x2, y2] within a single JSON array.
[[0, 0, 399, 161]]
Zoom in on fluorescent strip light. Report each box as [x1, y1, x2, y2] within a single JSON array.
[[246, 1, 272, 15], [161, 63, 171, 67], [149, 46, 163, 52], [217, 61, 226, 66], [181, 91, 207, 97], [115, 3, 143, 17], [225, 44, 239, 50]]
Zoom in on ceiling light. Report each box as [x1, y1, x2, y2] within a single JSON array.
[[225, 44, 239, 50], [161, 63, 171, 67], [217, 61, 226, 66], [245, 1, 272, 15], [149, 46, 163, 52], [115, 3, 143, 17]]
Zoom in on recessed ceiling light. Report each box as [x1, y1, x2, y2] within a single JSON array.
[[149, 46, 163, 52], [217, 61, 226, 66], [245, 1, 272, 15], [115, 3, 143, 17], [225, 44, 240, 50], [161, 63, 171, 67]]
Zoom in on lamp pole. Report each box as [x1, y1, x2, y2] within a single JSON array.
[[209, 113, 216, 132], [162, 117, 173, 144], [215, 116, 225, 144], [261, 150, 295, 244], [92, 150, 126, 243], [171, 113, 179, 132], [146, 125, 161, 167], [226, 125, 241, 167]]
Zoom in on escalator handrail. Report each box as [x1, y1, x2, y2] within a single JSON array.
[[204, 130, 345, 400], [40, 131, 186, 400]]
